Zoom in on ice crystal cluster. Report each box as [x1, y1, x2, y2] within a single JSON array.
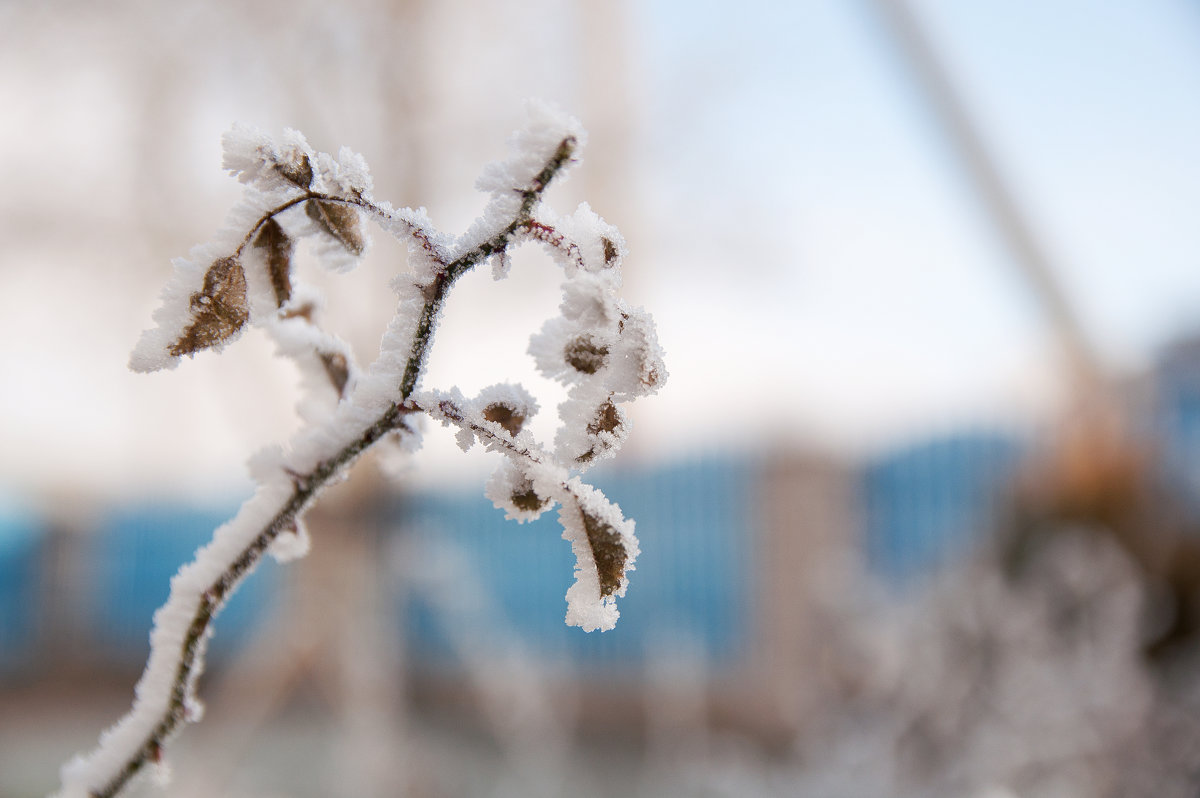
[[54, 102, 664, 798]]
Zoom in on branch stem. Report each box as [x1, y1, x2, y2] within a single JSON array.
[[82, 136, 577, 798]]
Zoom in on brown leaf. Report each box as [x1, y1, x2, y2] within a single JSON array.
[[306, 199, 365, 256], [253, 217, 294, 307], [587, 399, 622, 436], [274, 152, 313, 189], [483, 402, 525, 437], [581, 508, 627, 598], [511, 480, 549, 513], [169, 257, 249, 356], [601, 237, 619, 266], [281, 301, 316, 322], [318, 351, 350, 398]]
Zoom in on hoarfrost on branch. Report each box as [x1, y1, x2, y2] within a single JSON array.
[[54, 101, 665, 798]]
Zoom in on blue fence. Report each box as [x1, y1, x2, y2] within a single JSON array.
[[82, 502, 278, 663], [861, 431, 1024, 583], [1154, 339, 1200, 517], [0, 499, 41, 672], [0, 431, 1122, 675]]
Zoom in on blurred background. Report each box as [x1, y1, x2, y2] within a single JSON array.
[[2, 0, 1200, 795]]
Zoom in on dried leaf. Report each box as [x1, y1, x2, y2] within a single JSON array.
[[483, 402, 525, 436], [306, 199, 365, 256], [581, 508, 627, 597], [274, 152, 313, 189], [169, 257, 248, 357], [318, 351, 350, 398], [253, 217, 294, 307], [511, 481, 549, 513], [601, 237, 619, 265]]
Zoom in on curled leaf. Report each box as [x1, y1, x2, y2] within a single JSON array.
[[306, 199, 365, 256], [169, 256, 249, 357], [580, 507, 627, 598], [253, 217, 294, 308]]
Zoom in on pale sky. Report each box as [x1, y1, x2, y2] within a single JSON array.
[[1, 0, 1199, 499], [629, 0, 1200, 454]]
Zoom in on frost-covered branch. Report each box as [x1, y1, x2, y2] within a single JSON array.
[[54, 102, 665, 798]]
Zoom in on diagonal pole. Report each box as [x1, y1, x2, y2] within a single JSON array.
[[866, 0, 1105, 397]]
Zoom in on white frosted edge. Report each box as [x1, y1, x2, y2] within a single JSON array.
[[544, 473, 638, 633]]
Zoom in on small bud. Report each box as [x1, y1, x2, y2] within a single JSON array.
[[283, 467, 307, 490], [318, 351, 350, 398], [169, 256, 249, 357], [185, 698, 205, 722], [269, 518, 311, 562], [306, 199, 365, 256], [564, 334, 608, 375]]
